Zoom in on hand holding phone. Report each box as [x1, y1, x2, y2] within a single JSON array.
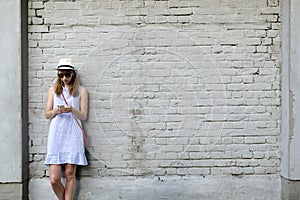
[[57, 104, 64, 112]]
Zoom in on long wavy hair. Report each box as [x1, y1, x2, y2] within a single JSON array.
[[54, 70, 80, 96]]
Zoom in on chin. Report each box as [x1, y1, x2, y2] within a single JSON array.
[[63, 80, 71, 84]]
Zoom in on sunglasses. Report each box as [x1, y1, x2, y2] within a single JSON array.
[[57, 72, 72, 78]]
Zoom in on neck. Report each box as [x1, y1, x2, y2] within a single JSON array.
[[62, 82, 71, 88], [65, 84, 71, 88]]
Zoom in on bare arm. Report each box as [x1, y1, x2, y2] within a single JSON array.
[[45, 86, 61, 119]]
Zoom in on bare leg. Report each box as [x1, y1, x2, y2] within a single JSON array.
[[49, 164, 65, 200], [64, 164, 77, 200]]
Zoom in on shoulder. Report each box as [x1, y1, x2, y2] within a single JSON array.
[[48, 86, 55, 94], [80, 86, 88, 94]]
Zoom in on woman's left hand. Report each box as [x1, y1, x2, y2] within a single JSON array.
[[62, 105, 72, 113]]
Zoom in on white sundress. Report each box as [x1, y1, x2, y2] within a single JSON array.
[[45, 86, 88, 166]]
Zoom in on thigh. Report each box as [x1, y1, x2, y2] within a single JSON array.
[[49, 164, 63, 180], [65, 164, 77, 176]]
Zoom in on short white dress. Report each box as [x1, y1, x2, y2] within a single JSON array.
[[45, 86, 88, 166]]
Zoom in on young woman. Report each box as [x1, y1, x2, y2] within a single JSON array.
[[45, 58, 88, 200]]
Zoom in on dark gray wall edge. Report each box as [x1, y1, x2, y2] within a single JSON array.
[[21, 0, 29, 182], [21, 0, 29, 198]]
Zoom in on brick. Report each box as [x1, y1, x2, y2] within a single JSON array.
[[28, 25, 49, 33], [189, 168, 210, 175], [54, 2, 78, 10]]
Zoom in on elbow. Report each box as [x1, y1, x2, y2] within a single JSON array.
[[81, 110, 88, 121], [81, 115, 87, 121], [80, 113, 87, 121], [45, 113, 50, 119], [45, 110, 54, 119], [45, 114, 52, 120]]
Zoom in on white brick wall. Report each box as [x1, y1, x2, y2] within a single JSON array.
[[28, 0, 281, 180]]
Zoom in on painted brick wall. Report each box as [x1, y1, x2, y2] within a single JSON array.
[[28, 0, 281, 180]]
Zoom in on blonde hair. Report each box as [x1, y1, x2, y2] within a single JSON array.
[[54, 70, 80, 96]]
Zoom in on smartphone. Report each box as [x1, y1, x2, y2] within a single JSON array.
[[57, 104, 64, 109]]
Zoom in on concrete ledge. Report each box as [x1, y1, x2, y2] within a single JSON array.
[[29, 175, 281, 200], [0, 183, 26, 200], [281, 177, 300, 200]]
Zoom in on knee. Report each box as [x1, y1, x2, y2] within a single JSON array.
[[65, 168, 76, 182], [50, 175, 61, 187]]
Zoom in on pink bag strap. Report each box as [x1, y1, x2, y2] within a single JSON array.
[[61, 92, 88, 147]]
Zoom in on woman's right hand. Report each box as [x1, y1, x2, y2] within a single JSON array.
[[52, 107, 62, 117]]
